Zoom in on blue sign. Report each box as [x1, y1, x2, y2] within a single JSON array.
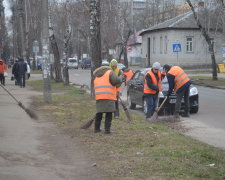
[[173, 44, 181, 52]]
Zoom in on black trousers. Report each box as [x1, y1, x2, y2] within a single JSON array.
[[95, 112, 112, 133], [174, 85, 190, 115], [0, 74, 5, 85], [18, 74, 26, 87], [114, 99, 120, 117]]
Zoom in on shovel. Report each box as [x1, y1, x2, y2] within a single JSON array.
[[148, 96, 168, 122]]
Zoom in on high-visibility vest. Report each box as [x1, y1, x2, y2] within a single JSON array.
[[94, 70, 117, 100], [144, 70, 162, 94], [123, 69, 134, 82], [114, 67, 122, 92], [168, 66, 190, 92]]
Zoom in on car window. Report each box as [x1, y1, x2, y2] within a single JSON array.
[[133, 72, 140, 79], [69, 59, 77, 63]]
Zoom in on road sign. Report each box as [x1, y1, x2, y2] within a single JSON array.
[[33, 40, 39, 53], [173, 44, 181, 52], [126, 46, 132, 53], [222, 48, 225, 57]]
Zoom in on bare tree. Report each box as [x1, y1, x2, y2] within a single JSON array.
[[90, 0, 102, 95], [187, 0, 218, 80]]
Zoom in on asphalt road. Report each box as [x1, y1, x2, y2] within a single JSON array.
[[190, 86, 225, 129], [69, 68, 225, 149]]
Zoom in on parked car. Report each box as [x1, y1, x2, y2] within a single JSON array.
[[67, 58, 78, 69], [81, 58, 92, 69], [127, 68, 199, 115]]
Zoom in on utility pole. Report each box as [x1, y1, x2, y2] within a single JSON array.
[[41, 0, 52, 103]]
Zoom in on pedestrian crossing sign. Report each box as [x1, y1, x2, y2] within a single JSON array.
[[173, 44, 181, 52]]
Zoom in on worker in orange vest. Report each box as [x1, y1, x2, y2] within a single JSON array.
[[94, 65, 121, 134], [163, 64, 191, 119], [0, 59, 7, 86], [122, 67, 134, 86], [110, 59, 123, 119], [144, 62, 162, 121]]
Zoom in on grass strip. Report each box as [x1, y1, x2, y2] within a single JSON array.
[[190, 76, 225, 87], [30, 80, 225, 180]]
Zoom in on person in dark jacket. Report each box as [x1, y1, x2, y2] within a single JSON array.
[[93, 65, 121, 134], [13, 58, 27, 88], [144, 62, 162, 121], [163, 64, 191, 119], [12, 60, 19, 85]]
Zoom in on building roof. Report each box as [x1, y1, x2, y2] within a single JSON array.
[[140, 11, 199, 36]]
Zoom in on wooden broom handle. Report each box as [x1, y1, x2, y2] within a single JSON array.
[[0, 84, 20, 104], [157, 96, 168, 112]]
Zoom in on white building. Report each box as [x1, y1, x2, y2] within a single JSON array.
[[140, 10, 225, 68]]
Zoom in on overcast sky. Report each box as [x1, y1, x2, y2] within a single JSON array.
[[3, 0, 12, 18]]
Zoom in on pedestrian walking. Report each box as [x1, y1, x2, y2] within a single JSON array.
[[109, 59, 123, 119], [144, 62, 162, 121], [12, 58, 27, 88], [12, 59, 19, 85], [26, 62, 31, 79], [163, 64, 191, 119], [0, 59, 7, 86], [93, 65, 121, 134]]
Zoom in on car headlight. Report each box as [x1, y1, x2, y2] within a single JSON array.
[[189, 87, 198, 96], [159, 91, 164, 98]]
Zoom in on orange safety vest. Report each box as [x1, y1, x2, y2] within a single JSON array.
[[94, 70, 117, 100], [123, 69, 134, 82], [114, 67, 122, 92], [144, 70, 162, 94], [168, 66, 190, 92]]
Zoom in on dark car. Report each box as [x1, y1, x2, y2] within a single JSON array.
[[127, 68, 199, 115], [81, 59, 92, 69]]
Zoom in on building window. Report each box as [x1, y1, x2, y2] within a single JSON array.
[[186, 37, 193, 52], [164, 36, 167, 54], [160, 36, 163, 54], [153, 37, 156, 54], [208, 38, 214, 53]]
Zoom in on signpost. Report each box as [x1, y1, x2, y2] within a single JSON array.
[[33, 40, 39, 68], [173, 43, 182, 65], [222, 48, 225, 58]]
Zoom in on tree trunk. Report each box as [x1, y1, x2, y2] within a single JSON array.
[[187, 0, 217, 80], [90, 0, 102, 96], [123, 30, 132, 67], [49, 33, 62, 82]]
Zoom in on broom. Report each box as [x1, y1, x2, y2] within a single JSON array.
[[118, 97, 132, 121], [80, 115, 96, 129], [148, 96, 168, 122], [0, 84, 38, 120]]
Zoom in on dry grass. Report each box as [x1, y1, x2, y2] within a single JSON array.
[[31, 81, 225, 180]]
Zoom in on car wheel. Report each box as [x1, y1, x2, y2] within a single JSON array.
[[127, 94, 136, 109], [143, 98, 148, 115], [190, 106, 199, 114]]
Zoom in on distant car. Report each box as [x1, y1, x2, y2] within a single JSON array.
[[81, 59, 92, 69], [127, 68, 199, 115], [117, 63, 126, 70], [67, 58, 78, 69], [101, 60, 109, 66]]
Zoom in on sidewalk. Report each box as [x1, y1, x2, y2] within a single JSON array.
[[0, 75, 105, 180]]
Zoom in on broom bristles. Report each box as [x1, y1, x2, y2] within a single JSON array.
[[81, 118, 95, 129], [18, 102, 38, 120], [149, 111, 158, 122]]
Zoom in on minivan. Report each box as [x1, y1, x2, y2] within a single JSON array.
[[67, 58, 78, 69]]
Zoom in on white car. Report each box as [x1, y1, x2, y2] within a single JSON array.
[[67, 58, 78, 69]]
